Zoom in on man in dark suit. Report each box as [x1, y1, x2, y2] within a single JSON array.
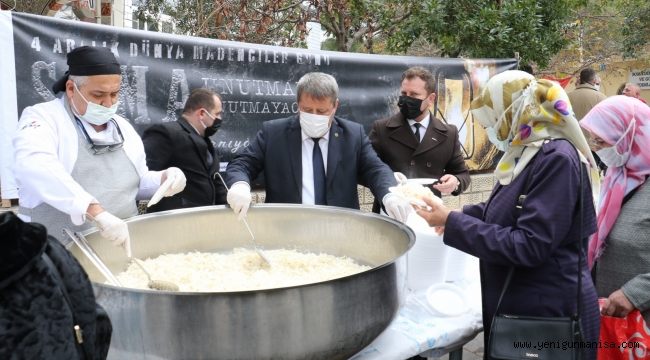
[[369, 66, 470, 206], [142, 88, 227, 212], [225, 72, 411, 222]]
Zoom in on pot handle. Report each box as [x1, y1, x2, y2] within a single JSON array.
[[63, 228, 122, 286]]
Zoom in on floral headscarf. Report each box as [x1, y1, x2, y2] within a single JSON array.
[[470, 70, 600, 191], [580, 96, 650, 268]]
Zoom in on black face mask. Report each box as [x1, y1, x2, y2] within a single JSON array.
[[204, 120, 221, 137], [398, 95, 424, 119]]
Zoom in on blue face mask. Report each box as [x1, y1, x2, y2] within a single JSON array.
[[595, 118, 636, 168], [596, 147, 627, 168], [71, 82, 119, 126], [300, 111, 331, 138]]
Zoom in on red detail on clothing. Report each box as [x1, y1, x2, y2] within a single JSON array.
[[541, 75, 574, 88]]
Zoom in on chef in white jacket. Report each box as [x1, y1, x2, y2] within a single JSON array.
[[13, 46, 186, 255]]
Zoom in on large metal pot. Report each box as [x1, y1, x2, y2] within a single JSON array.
[[69, 204, 414, 360]]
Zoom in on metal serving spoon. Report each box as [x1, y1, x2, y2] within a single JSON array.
[[130, 257, 179, 292], [215, 172, 272, 267]]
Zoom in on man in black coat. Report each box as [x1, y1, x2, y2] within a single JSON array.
[[369, 67, 470, 199], [143, 88, 227, 212]]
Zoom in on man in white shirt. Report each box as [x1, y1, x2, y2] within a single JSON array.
[[225, 72, 411, 222], [13, 46, 185, 254]]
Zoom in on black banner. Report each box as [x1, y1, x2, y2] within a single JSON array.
[[5, 12, 516, 167]]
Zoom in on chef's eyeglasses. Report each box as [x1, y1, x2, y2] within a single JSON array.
[[75, 118, 125, 155]]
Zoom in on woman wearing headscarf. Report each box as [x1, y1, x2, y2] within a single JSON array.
[[580, 96, 650, 323], [415, 70, 601, 359]]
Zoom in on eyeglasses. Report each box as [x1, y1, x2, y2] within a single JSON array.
[[75, 118, 125, 155]]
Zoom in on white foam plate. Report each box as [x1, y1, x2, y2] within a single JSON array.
[[425, 283, 469, 317], [407, 178, 438, 185], [147, 180, 172, 207], [388, 186, 428, 208]]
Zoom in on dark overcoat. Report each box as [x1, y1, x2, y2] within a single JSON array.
[[369, 111, 470, 198], [142, 116, 227, 212], [444, 140, 600, 359]]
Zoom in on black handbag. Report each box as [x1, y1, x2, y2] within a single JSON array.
[[488, 144, 586, 360], [488, 270, 584, 360]]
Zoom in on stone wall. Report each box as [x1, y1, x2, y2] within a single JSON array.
[[250, 172, 497, 211]]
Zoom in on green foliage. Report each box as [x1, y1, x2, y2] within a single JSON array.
[[13, 0, 649, 65], [554, 0, 650, 72], [135, 0, 308, 47], [386, 0, 580, 69], [618, 0, 650, 57], [134, 0, 414, 52], [315, 0, 416, 52], [131, 0, 650, 63]]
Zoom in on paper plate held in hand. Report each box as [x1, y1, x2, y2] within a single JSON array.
[[147, 180, 173, 207], [388, 187, 428, 208]]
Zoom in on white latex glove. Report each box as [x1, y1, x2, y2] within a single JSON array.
[[94, 211, 132, 257], [148, 167, 187, 207], [382, 193, 412, 223], [394, 172, 407, 185], [161, 167, 186, 196], [227, 182, 252, 220]]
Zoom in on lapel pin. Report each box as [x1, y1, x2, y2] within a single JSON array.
[[335, 132, 339, 137], [432, 137, 437, 141]]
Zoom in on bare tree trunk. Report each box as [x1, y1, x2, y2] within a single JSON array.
[[335, 33, 347, 52]]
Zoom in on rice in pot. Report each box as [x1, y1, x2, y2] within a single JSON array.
[[116, 248, 371, 292]]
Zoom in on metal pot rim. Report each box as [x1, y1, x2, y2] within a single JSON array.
[[84, 204, 415, 295]]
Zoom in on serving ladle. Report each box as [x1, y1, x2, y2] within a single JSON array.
[[130, 257, 179, 292], [63, 228, 178, 291], [215, 172, 272, 267]]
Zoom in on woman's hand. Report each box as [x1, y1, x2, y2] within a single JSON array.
[[601, 289, 635, 317], [414, 196, 451, 227]]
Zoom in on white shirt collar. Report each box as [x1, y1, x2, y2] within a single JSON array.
[[185, 118, 202, 136], [407, 113, 430, 129], [301, 129, 331, 142]]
